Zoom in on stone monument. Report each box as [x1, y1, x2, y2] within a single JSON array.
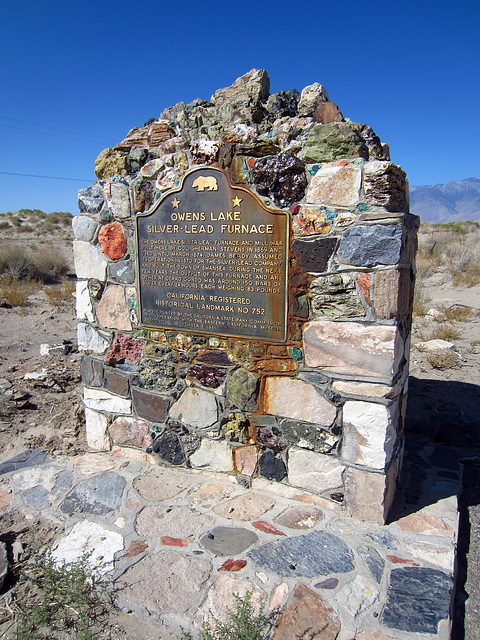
[[74, 69, 418, 524]]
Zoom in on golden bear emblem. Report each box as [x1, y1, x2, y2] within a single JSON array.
[[192, 176, 218, 192]]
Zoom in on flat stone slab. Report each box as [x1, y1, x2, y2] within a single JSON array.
[[381, 566, 453, 634], [119, 550, 211, 615], [275, 505, 324, 530], [200, 526, 259, 556], [52, 520, 124, 574], [133, 468, 194, 502], [213, 492, 275, 521], [248, 530, 354, 577], [0, 449, 50, 475], [60, 472, 126, 515], [135, 504, 215, 539]]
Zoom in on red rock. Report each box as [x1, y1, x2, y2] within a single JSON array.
[[218, 559, 247, 572], [104, 332, 145, 364], [247, 158, 256, 168], [234, 446, 258, 476], [273, 583, 340, 640], [98, 222, 127, 260], [314, 102, 343, 124], [115, 122, 174, 150], [386, 555, 420, 566], [161, 536, 188, 548], [127, 501, 139, 509], [124, 540, 148, 557], [334, 160, 348, 166], [357, 273, 372, 306], [252, 521, 286, 536]]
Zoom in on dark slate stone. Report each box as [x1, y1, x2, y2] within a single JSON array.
[[278, 420, 337, 454], [358, 545, 384, 584], [0, 449, 49, 476], [200, 526, 259, 556], [78, 184, 105, 214], [132, 387, 169, 422], [60, 472, 126, 515], [153, 431, 185, 465], [22, 485, 50, 509], [53, 469, 73, 496], [196, 350, 232, 366], [292, 238, 338, 274], [382, 567, 453, 634], [266, 90, 299, 118], [363, 530, 398, 550], [104, 369, 130, 397], [250, 152, 307, 207], [337, 225, 403, 267], [259, 451, 287, 481], [298, 371, 329, 387], [108, 256, 135, 284], [315, 577, 339, 590], [248, 530, 354, 578], [80, 357, 104, 387], [127, 147, 149, 173]]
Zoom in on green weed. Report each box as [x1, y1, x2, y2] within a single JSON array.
[[182, 592, 278, 640]]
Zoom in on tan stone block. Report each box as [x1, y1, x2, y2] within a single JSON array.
[[344, 457, 399, 524], [374, 270, 411, 319], [96, 286, 131, 331], [264, 377, 336, 426], [306, 166, 362, 207], [303, 321, 403, 380], [332, 380, 397, 399], [288, 448, 344, 494], [84, 408, 111, 451]]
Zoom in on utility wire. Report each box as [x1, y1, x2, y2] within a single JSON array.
[[0, 114, 112, 142], [0, 171, 92, 182], [0, 122, 109, 145]]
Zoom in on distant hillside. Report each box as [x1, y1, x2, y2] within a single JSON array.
[[410, 177, 480, 223]]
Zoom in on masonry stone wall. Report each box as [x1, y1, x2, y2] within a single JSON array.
[[74, 69, 419, 524]]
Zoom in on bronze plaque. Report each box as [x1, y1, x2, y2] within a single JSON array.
[[136, 167, 289, 342]]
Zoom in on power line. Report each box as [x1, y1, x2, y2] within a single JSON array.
[[0, 114, 113, 142], [0, 171, 92, 183], [0, 122, 109, 145]]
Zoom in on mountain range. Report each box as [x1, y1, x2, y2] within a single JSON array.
[[409, 177, 480, 223]]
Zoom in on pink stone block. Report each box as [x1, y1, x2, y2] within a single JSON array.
[[234, 446, 258, 476], [264, 377, 336, 426], [303, 321, 403, 380]]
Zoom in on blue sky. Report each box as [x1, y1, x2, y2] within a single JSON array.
[[0, 0, 478, 215]]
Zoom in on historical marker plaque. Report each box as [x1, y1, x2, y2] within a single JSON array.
[[136, 167, 289, 342]]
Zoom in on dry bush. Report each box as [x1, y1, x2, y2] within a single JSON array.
[[0, 275, 42, 306], [430, 323, 461, 342], [412, 286, 431, 317], [438, 304, 473, 322], [44, 280, 75, 307], [32, 245, 71, 282], [415, 248, 444, 280], [0, 244, 35, 279], [426, 350, 459, 370]]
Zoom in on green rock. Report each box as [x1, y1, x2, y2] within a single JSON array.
[[94, 148, 128, 179], [310, 273, 365, 319], [224, 413, 248, 443], [302, 123, 368, 163], [226, 368, 258, 412]]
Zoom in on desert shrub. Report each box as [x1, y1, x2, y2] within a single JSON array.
[[0, 275, 42, 306], [427, 350, 459, 370], [12, 550, 113, 640], [0, 220, 9, 229], [44, 280, 76, 307], [16, 224, 34, 233], [32, 245, 71, 282], [438, 304, 473, 322], [412, 286, 431, 317], [182, 591, 277, 640], [0, 245, 35, 279], [10, 216, 21, 227], [429, 323, 461, 342]]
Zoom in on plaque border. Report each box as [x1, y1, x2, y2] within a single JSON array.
[[135, 166, 290, 343]]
